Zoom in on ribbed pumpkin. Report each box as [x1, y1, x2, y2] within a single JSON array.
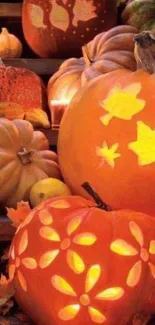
[[0, 64, 49, 128], [48, 25, 137, 116], [22, 0, 117, 58], [122, 0, 155, 32], [0, 28, 22, 58], [9, 186, 155, 325], [0, 118, 61, 208], [58, 31, 155, 216]]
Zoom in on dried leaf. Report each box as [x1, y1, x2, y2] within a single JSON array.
[[0, 300, 14, 316], [49, 0, 69, 31], [25, 109, 50, 128], [6, 201, 31, 228], [0, 275, 15, 307]]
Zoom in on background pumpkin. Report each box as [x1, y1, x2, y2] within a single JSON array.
[[0, 64, 49, 127], [22, 0, 117, 58], [0, 28, 22, 58], [48, 25, 137, 120], [9, 190, 155, 325], [58, 32, 155, 216], [0, 118, 61, 208], [121, 0, 155, 32]]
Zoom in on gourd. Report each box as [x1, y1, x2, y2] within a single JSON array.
[[22, 0, 117, 58], [58, 31, 155, 216], [0, 28, 22, 58], [48, 25, 137, 121], [9, 184, 155, 325], [0, 118, 61, 208]]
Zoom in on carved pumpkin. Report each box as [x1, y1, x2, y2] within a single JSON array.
[[22, 0, 117, 58], [0, 64, 50, 127], [121, 0, 155, 32], [48, 25, 137, 126], [58, 31, 155, 216], [0, 28, 22, 58], [9, 184, 155, 325], [0, 118, 61, 208]]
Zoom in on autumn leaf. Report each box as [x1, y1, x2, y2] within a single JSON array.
[[6, 201, 31, 228], [72, 0, 97, 27], [28, 4, 46, 29], [0, 275, 15, 308], [49, 0, 70, 31], [96, 141, 121, 168]]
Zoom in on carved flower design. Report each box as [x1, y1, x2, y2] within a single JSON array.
[[110, 221, 155, 287], [9, 229, 37, 292], [51, 265, 124, 324]]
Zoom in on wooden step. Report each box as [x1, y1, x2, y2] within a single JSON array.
[[0, 3, 22, 18]]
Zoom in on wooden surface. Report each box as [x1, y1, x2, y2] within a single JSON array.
[[0, 216, 15, 241], [3, 59, 64, 75], [0, 3, 21, 17]]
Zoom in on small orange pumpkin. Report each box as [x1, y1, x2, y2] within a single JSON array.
[[0, 118, 61, 208], [58, 31, 155, 216], [9, 184, 155, 325]]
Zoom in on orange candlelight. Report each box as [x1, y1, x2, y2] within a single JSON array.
[[50, 99, 70, 130]]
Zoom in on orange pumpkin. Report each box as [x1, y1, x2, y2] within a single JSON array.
[[22, 0, 117, 58], [0, 118, 61, 208], [58, 31, 155, 216], [48, 25, 137, 125], [9, 185, 155, 325]]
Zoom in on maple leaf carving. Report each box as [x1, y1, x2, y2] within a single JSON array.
[[72, 0, 97, 27], [128, 121, 155, 166], [49, 0, 69, 31], [96, 141, 121, 168], [28, 4, 46, 29], [6, 201, 31, 228], [100, 83, 145, 126]]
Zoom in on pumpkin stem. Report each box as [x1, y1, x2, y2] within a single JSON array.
[[134, 31, 155, 74], [81, 182, 112, 211], [17, 147, 35, 165], [82, 45, 94, 67]]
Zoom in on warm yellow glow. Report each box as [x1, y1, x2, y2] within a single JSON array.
[[39, 209, 53, 226], [140, 248, 149, 262], [149, 240, 155, 254], [15, 257, 20, 268], [51, 275, 77, 296], [59, 305, 80, 321], [60, 238, 71, 250], [80, 294, 90, 306], [49, 0, 69, 32], [100, 83, 145, 126], [73, 233, 97, 246], [126, 260, 142, 287], [67, 249, 85, 274], [129, 121, 155, 166], [18, 230, 28, 255], [11, 245, 15, 260], [96, 287, 124, 301], [17, 270, 27, 292], [48, 200, 70, 209], [97, 142, 120, 168], [72, 0, 97, 27], [28, 4, 46, 28], [39, 250, 60, 269], [67, 216, 82, 236], [50, 99, 70, 106], [148, 262, 155, 279], [88, 307, 106, 324], [39, 226, 60, 241], [9, 264, 15, 281], [85, 265, 101, 293], [110, 239, 138, 256], [21, 258, 37, 269], [129, 221, 143, 247]]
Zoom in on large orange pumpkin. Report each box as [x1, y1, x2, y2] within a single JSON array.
[[22, 0, 117, 58], [0, 118, 61, 208], [9, 185, 155, 325], [58, 31, 155, 216]]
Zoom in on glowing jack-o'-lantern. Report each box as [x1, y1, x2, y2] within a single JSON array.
[[9, 184, 155, 325], [22, 0, 117, 58], [58, 31, 155, 216]]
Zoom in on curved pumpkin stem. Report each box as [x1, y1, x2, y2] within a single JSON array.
[[17, 147, 35, 165], [81, 182, 112, 211], [134, 31, 155, 74], [82, 45, 94, 67]]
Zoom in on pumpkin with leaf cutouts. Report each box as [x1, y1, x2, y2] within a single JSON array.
[[58, 31, 155, 216], [22, 0, 117, 58], [0, 118, 61, 208], [9, 184, 155, 325]]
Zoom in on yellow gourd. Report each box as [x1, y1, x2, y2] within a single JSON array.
[[0, 28, 22, 58]]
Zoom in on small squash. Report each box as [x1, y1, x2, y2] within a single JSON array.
[[48, 25, 137, 125], [0, 28, 22, 58], [0, 118, 61, 208]]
